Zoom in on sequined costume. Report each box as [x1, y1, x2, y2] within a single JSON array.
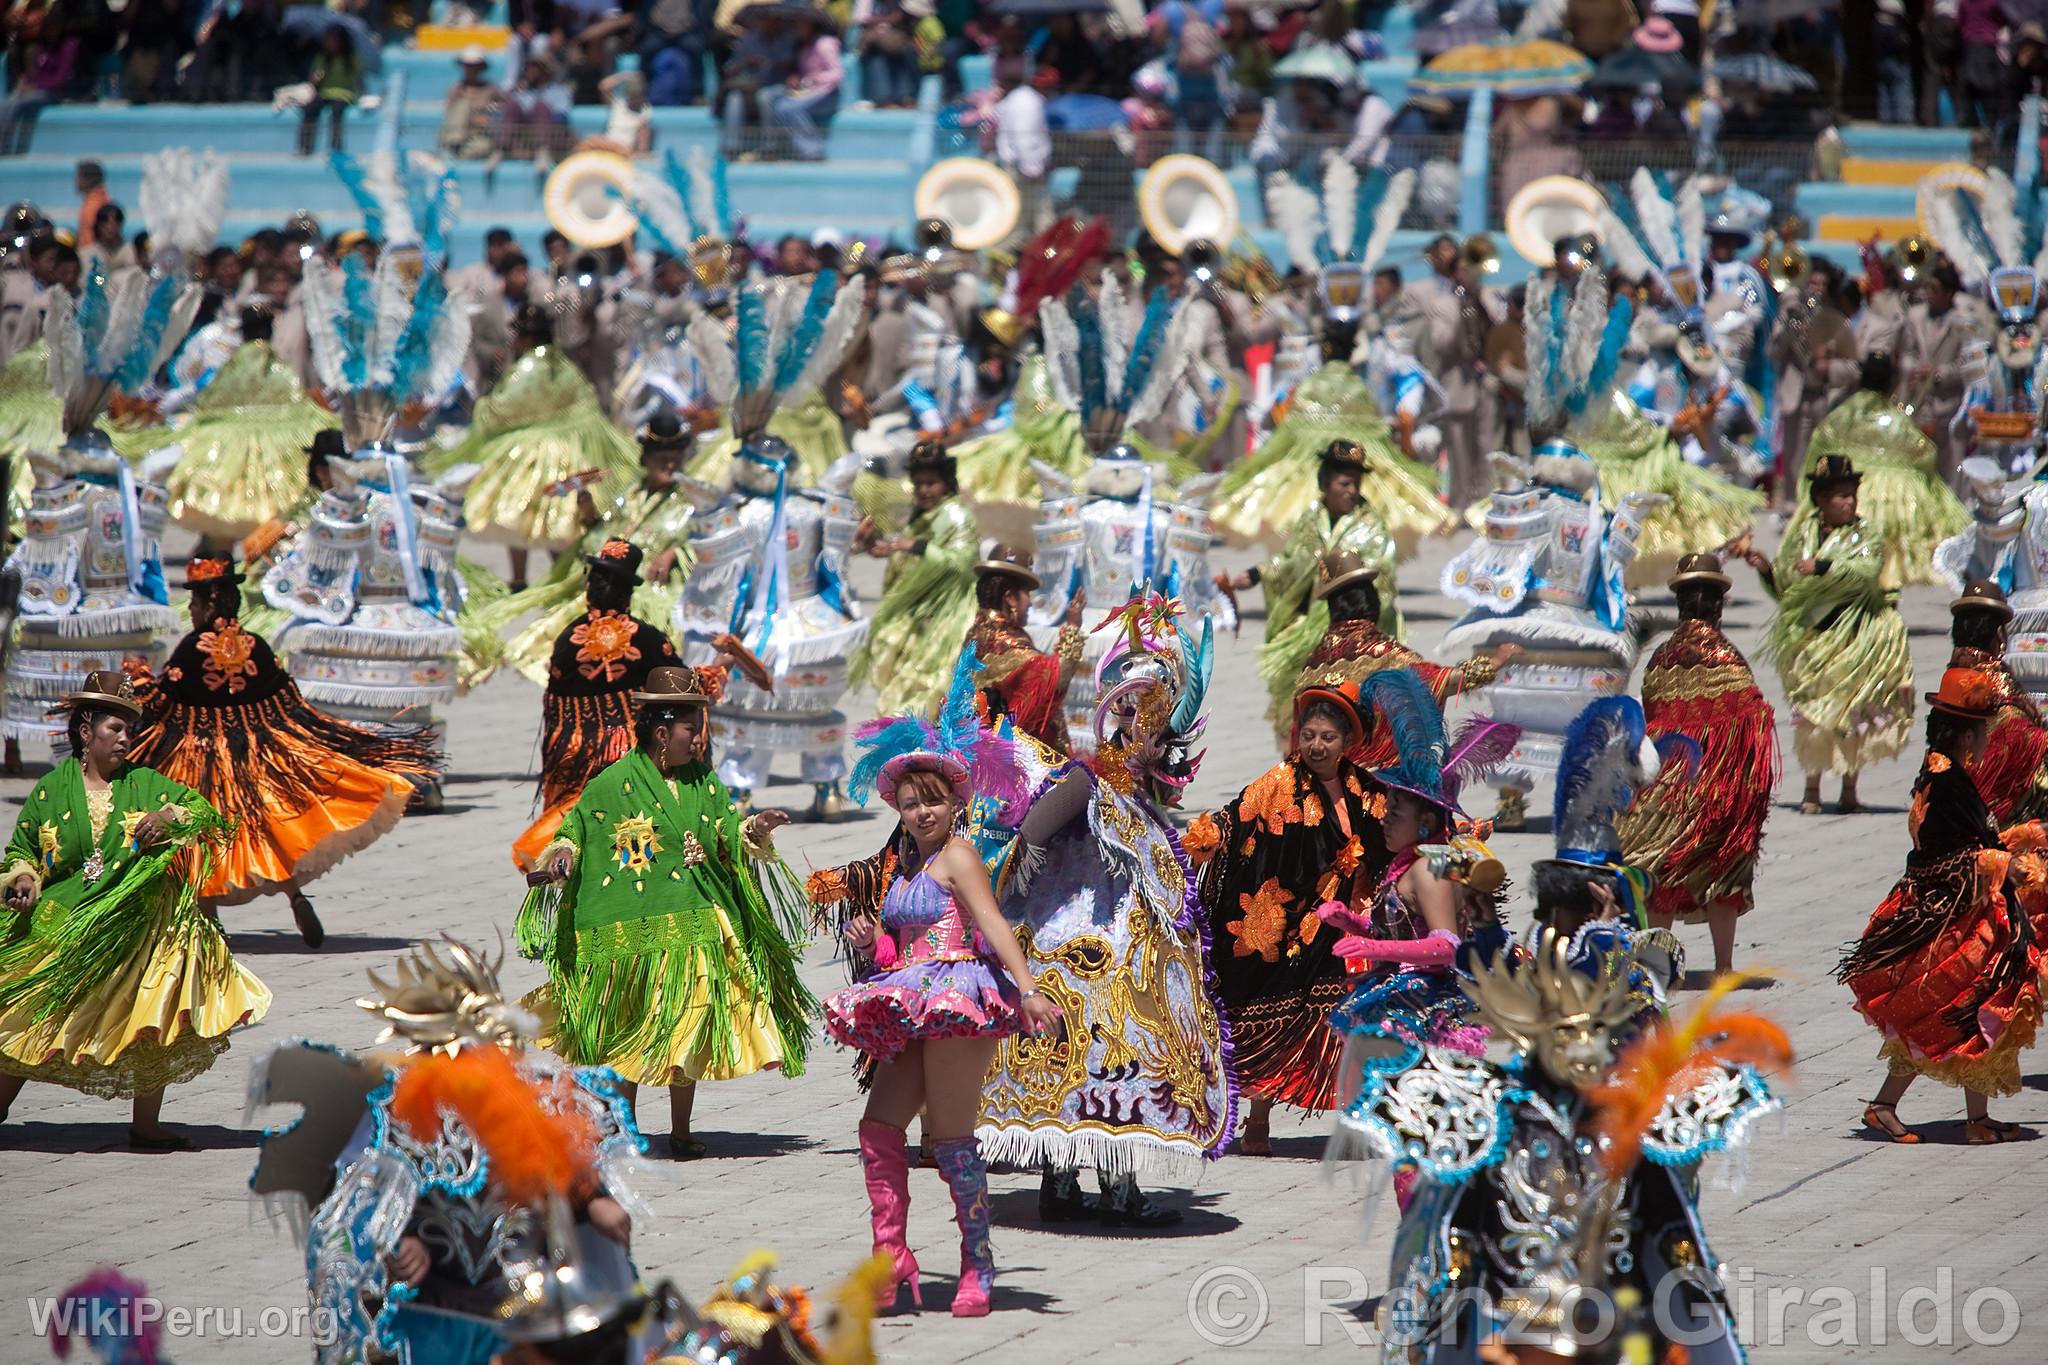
[[1838, 755, 2048, 1096], [1792, 389, 1967, 590], [1254, 503, 1402, 741], [1617, 618, 1778, 921], [1296, 618, 1498, 770], [851, 495, 978, 718], [0, 758, 266, 1098], [247, 941, 651, 1365], [1762, 516, 1914, 777], [1580, 387, 1764, 585], [516, 746, 814, 1086], [1935, 460, 2048, 703], [161, 339, 338, 540], [1951, 644, 2048, 825], [1214, 362, 1454, 552], [966, 606, 1081, 752], [1327, 847, 1492, 1061], [1191, 757, 1390, 1110]]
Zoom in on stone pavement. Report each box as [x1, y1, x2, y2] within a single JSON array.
[[4, 530, 2046, 1364]]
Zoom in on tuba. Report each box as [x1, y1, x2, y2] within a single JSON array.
[[1502, 175, 1609, 268], [1137, 154, 1240, 258], [913, 158, 1022, 252], [543, 149, 639, 249]]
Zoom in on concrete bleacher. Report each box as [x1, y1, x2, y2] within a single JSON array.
[[1796, 123, 1975, 252]]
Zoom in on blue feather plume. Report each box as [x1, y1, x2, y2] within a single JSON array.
[[1169, 615, 1213, 738], [112, 273, 183, 390], [773, 269, 839, 391], [339, 252, 376, 389], [388, 270, 447, 400], [1352, 167, 1389, 264], [1545, 279, 1568, 388], [411, 162, 458, 260], [76, 272, 110, 374], [846, 714, 940, 808], [736, 288, 770, 393], [1359, 668, 1447, 802], [669, 150, 700, 240], [712, 154, 732, 237], [936, 646, 985, 762], [1073, 287, 1106, 422], [1120, 288, 1171, 406], [1652, 170, 1683, 259], [1552, 696, 1648, 836], [1570, 295, 1634, 417], [329, 152, 386, 241]]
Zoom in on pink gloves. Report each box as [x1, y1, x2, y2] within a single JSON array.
[[1316, 902, 1459, 967]]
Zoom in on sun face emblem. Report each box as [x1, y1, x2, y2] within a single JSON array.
[[611, 814, 662, 873]]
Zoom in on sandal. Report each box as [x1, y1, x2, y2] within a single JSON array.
[[1238, 1117, 1272, 1157], [1966, 1118, 2033, 1144], [668, 1133, 708, 1160], [1862, 1101, 1919, 1144], [1799, 799, 1823, 816]]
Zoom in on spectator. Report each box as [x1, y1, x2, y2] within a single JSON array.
[[1040, 13, 1103, 94], [1250, 77, 1365, 183], [769, 11, 842, 162], [1956, 0, 2010, 131], [992, 69, 1053, 234], [988, 16, 1030, 91], [121, 0, 185, 104], [1167, 7, 1227, 160], [75, 161, 107, 244], [83, 202, 136, 276], [442, 47, 502, 160], [860, 2, 920, 110], [1219, 12, 1276, 116], [1650, 0, 1702, 63], [297, 27, 361, 157], [496, 53, 573, 164], [2015, 23, 2048, 101], [636, 0, 711, 106], [1874, 0, 1915, 124], [719, 10, 793, 158], [599, 71, 654, 154], [190, 246, 245, 332], [774, 234, 816, 275], [1923, 0, 1962, 126], [1124, 65, 1176, 168], [909, 0, 946, 100], [0, 4, 77, 157]]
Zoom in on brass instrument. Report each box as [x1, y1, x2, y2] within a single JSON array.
[[1462, 233, 1501, 277], [1896, 234, 1931, 284], [1221, 232, 1282, 308], [1762, 234, 1809, 295]]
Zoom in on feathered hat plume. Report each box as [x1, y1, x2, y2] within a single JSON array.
[[847, 648, 1029, 819], [1552, 696, 1696, 855], [1039, 282, 1194, 452], [44, 270, 203, 436], [1358, 667, 1449, 809], [691, 270, 865, 442]]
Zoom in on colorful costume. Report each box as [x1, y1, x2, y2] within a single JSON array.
[[128, 558, 434, 907], [1297, 615, 1498, 771], [965, 597, 1081, 754], [1618, 583, 1777, 922], [248, 940, 650, 1365], [161, 338, 337, 539], [1792, 388, 1967, 590], [1839, 746, 2047, 1097], [852, 478, 979, 719], [1580, 386, 1764, 585], [517, 698, 814, 1086], [0, 708, 267, 1098], [1255, 494, 1402, 743], [1763, 501, 1914, 778]]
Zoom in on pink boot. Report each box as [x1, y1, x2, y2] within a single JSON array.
[[932, 1136, 993, 1317], [859, 1120, 920, 1309]]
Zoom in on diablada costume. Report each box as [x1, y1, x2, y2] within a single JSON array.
[[1343, 932, 1786, 1363], [1762, 458, 1914, 779], [126, 555, 435, 915], [517, 668, 814, 1086], [1223, 164, 1453, 552], [1025, 443, 1233, 757], [980, 598, 1234, 1217], [1618, 557, 1778, 923], [850, 442, 980, 719], [1838, 673, 2048, 1099], [3, 273, 200, 753], [248, 940, 651, 1365], [0, 673, 267, 1100], [161, 336, 338, 539], [1789, 387, 1966, 590], [672, 440, 866, 814]]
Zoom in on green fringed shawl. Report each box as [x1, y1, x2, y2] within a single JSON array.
[[0, 760, 230, 1025], [850, 497, 980, 717]]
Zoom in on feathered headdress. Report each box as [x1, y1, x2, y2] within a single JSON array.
[[46, 1268, 167, 1364], [301, 250, 472, 446], [847, 648, 1029, 819], [1919, 166, 2029, 292], [1552, 696, 1697, 858], [630, 145, 732, 257], [136, 146, 229, 267], [1357, 667, 1447, 807], [1093, 594, 1212, 783], [44, 270, 204, 436], [686, 270, 864, 442], [1039, 280, 1196, 453], [1521, 266, 1634, 440], [326, 73, 461, 255], [1596, 168, 1705, 308], [1264, 163, 1416, 272]]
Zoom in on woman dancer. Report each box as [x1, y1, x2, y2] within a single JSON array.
[[521, 665, 814, 1157], [822, 678, 1061, 1317], [1944, 580, 2048, 825], [1193, 679, 1390, 1154], [1839, 667, 2048, 1144], [0, 672, 269, 1149], [852, 440, 979, 717]]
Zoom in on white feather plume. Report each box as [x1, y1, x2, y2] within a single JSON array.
[[1514, 0, 1567, 39], [684, 313, 737, 406], [686, 146, 720, 238], [152, 283, 206, 381], [1360, 168, 1414, 273], [94, 269, 151, 374], [785, 277, 867, 400], [1982, 168, 2024, 268], [1627, 167, 1677, 268], [367, 253, 413, 388], [1927, 189, 1992, 289], [1126, 299, 1194, 428], [1596, 205, 1656, 281], [1674, 177, 1704, 265], [138, 147, 231, 257], [1561, 267, 1610, 395], [1039, 298, 1083, 414], [361, 151, 420, 248], [44, 289, 83, 405], [1265, 174, 1325, 272], [630, 166, 693, 254], [1099, 271, 1129, 404], [300, 259, 347, 392], [1522, 273, 1557, 432], [1322, 156, 1360, 261]]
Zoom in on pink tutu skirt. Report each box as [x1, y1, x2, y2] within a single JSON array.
[[822, 957, 1024, 1062]]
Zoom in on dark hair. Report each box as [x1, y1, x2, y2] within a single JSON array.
[[543, 229, 569, 251], [1952, 609, 2006, 652], [975, 572, 1031, 608], [77, 160, 105, 185], [1674, 582, 1725, 622], [1928, 262, 1963, 296], [500, 252, 530, 275], [634, 702, 704, 750], [1531, 859, 1599, 926], [586, 569, 633, 612], [1926, 708, 1988, 751], [1373, 266, 1402, 289], [240, 304, 274, 342], [1858, 352, 1896, 395], [93, 203, 123, 230], [1325, 579, 1382, 626], [485, 227, 516, 248], [206, 245, 238, 269], [252, 228, 287, 255], [66, 705, 118, 759], [1297, 696, 1356, 739]]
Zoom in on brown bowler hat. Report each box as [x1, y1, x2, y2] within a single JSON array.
[[1950, 578, 2014, 622], [1668, 552, 1732, 593], [974, 543, 1041, 590]]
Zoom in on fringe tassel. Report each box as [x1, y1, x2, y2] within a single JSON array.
[[288, 622, 463, 659], [969, 1125, 1217, 1187]]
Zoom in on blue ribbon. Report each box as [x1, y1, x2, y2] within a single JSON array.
[[381, 451, 439, 614], [114, 464, 166, 605]]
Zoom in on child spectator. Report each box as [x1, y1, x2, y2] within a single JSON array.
[[297, 27, 361, 157]]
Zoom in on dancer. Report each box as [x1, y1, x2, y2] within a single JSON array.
[[0, 671, 268, 1149], [964, 544, 1083, 752], [1743, 454, 1914, 814], [521, 665, 814, 1157], [822, 672, 1061, 1316], [161, 302, 338, 541], [852, 439, 979, 717], [1787, 354, 1967, 591], [127, 555, 439, 947], [248, 940, 646, 1365], [1618, 553, 1777, 976], [981, 595, 1233, 1227], [1192, 674, 1391, 1153], [1945, 579, 2048, 824], [431, 303, 640, 590], [1839, 667, 2048, 1144]]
